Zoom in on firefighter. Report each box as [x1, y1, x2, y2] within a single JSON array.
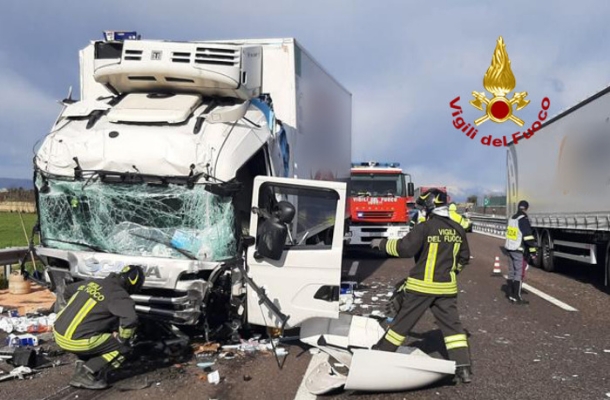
[[504, 200, 537, 305], [370, 188, 473, 384], [53, 265, 145, 389], [448, 203, 470, 230]]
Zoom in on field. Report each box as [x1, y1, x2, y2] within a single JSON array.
[[0, 212, 37, 248], [0, 212, 38, 288]]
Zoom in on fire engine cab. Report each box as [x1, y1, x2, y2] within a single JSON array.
[[346, 161, 415, 246]]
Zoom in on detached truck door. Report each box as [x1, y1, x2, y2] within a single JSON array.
[[247, 176, 346, 329]]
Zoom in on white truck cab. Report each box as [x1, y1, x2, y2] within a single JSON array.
[[33, 32, 352, 338]]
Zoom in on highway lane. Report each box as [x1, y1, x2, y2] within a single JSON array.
[[3, 233, 609, 400], [329, 233, 610, 400]]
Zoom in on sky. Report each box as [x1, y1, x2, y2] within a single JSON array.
[[1, 1, 610, 201]]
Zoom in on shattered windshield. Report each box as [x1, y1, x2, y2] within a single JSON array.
[[350, 173, 405, 197], [35, 175, 237, 261]]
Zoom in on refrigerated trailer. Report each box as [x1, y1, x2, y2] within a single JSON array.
[[507, 87, 610, 288]]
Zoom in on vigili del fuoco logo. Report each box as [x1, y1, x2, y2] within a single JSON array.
[[449, 36, 550, 147]]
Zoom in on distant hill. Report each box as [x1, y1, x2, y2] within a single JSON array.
[[0, 177, 34, 190]]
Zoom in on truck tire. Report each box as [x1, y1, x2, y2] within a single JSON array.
[[541, 230, 555, 272]]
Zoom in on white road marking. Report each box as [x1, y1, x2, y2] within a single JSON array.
[[348, 261, 359, 277], [294, 351, 329, 400], [503, 274, 578, 312]]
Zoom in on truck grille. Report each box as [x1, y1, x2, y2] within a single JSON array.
[[359, 211, 394, 219]]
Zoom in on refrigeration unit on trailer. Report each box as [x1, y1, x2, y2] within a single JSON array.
[[31, 31, 353, 338], [507, 87, 610, 287]]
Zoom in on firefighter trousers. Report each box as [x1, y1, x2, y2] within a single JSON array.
[[54, 332, 130, 374], [375, 292, 471, 367]]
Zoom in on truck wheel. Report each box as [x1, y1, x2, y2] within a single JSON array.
[[541, 230, 555, 272]]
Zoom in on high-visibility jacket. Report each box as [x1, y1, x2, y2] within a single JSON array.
[[448, 204, 470, 230], [378, 213, 470, 296], [53, 275, 138, 350], [504, 210, 537, 253]]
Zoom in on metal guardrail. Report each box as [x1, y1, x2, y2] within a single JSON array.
[[0, 246, 30, 278], [468, 214, 508, 237]]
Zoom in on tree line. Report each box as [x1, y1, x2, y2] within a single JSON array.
[[0, 188, 36, 202]]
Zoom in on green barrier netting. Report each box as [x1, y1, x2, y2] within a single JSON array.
[[36, 176, 237, 261]]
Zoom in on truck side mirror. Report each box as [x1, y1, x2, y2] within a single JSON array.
[[407, 182, 415, 197], [254, 217, 288, 261]]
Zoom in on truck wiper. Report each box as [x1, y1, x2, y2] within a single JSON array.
[[128, 232, 198, 260], [44, 238, 107, 253]]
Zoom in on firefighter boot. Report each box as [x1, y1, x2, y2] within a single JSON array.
[[513, 280, 529, 305], [69, 364, 108, 390], [454, 365, 473, 384]]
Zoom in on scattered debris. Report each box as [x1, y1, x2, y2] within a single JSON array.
[[207, 369, 220, 385], [371, 296, 379, 301], [353, 291, 365, 298], [533, 359, 540, 362], [193, 342, 220, 354], [197, 361, 216, 369], [495, 338, 512, 345], [0, 366, 33, 382], [0, 313, 56, 334], [584, 351, 598, 355], [243, 375, 252, 381]]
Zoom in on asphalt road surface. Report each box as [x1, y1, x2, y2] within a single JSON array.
[[2, 232, 610, 400]]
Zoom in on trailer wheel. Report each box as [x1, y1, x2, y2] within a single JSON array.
[[541, 230, 555, 272]]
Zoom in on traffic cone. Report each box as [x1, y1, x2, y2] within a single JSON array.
[[492, 256, 502, 275]]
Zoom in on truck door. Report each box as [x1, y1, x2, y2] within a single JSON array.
[[247, 176, 346, 328]]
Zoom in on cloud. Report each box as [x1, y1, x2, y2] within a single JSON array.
[[2, 0, 610, 194], [0, 53, 60, 178]]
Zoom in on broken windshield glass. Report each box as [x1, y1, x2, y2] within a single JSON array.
[[35, 174, 237, 261]]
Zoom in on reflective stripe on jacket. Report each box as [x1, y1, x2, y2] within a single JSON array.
[[380, 214, 470, 296]]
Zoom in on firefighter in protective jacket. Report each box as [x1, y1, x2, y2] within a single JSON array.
[[370, 188, 473, 384], [504, 200, 537, 305], [53, 265, 145, 389]]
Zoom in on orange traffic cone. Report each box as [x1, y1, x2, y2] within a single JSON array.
[[492, 256, 502, 275]]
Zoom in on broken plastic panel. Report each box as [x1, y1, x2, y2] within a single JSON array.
[[300, 314, 456, 394], [35, 175, 237, 261]]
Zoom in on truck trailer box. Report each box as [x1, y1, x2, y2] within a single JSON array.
[[507, 86, 610, 284]]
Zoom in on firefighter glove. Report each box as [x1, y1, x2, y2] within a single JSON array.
[[370, 238, 384, 251]]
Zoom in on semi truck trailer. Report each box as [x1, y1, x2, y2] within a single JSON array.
[[507, 87, 610, 288]]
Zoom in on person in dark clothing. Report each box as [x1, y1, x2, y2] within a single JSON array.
[[370, 188, 473, 384], [53, 265, 145, 389], [504, 200, 538, 305]]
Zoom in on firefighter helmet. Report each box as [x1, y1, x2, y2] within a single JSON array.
[[119, 265, 145, 294], [417, 188, 448, 213]]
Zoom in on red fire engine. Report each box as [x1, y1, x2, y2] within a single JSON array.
[[345, 161, 415, 245]]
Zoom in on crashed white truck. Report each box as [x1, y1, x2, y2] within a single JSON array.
[[30, 33, 457, 393], [32, 33, 352, 339]]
